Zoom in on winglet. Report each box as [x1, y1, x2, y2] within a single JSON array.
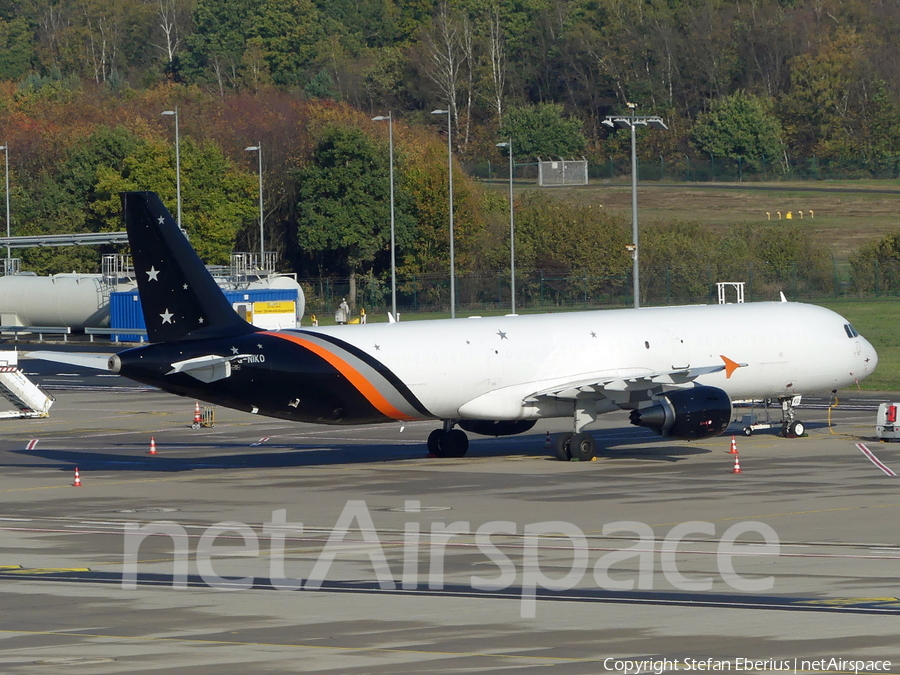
[[720, 355, 745, 379]]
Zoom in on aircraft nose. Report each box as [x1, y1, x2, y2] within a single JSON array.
[[864, 339, 878, 372]]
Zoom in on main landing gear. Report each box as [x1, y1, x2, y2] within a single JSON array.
[[553, 432, 596, 462], [553, 400, 598, 462], [741, 395, 805, 438], [427, 420, 469, 458]]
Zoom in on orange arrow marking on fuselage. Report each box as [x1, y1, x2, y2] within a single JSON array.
[[720, 355, 742, 379]]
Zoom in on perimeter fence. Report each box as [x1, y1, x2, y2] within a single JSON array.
[[469, 155, 900, 183], [300, 259, 900, 319]]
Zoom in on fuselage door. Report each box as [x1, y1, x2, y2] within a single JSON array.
[[669, 332, 691, 370]]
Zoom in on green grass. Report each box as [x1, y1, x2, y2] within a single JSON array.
[[488, 179, 900, 266], [816, 298, 900, 391]]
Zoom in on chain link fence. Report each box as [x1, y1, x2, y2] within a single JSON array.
[[300, 259, 891, 319], [467, 155, 900, 183]]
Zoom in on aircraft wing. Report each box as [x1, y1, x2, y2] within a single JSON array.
[[524, 360, 739, 404]]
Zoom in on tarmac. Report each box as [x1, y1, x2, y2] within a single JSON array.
[[0, 359, 899, 673]]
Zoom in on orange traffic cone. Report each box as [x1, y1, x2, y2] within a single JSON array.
[[72, 467, 82, 487], [544, 432, 551, 449], [147, 436, 158, 455], [729, 435, 738, 454], [192, 401, 202, 428], [731, 453, 743, 474]]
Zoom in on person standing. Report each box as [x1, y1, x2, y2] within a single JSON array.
[[335, 298, 349, 324]]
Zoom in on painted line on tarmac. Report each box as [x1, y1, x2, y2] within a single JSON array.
[[855, 443, 897, 476], [0, 627, 600, 665], [2, 571, 900, 619], [649, 501, 900, 529]]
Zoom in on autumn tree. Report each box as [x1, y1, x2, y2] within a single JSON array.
[[691, 91, 783, 176], [498, 103, 586, 159], [183, 0, 326, 92], [293, 124, 413, 308], [91, 137, 256, 263]]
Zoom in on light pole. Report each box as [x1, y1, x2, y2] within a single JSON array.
[[244, 144, 265, 257], [431, 108, 455, 318], [0, 143, 8, 273], [161, 107, 182, 229], [602, 104, 667, 309], [372, 113, 397, 321], [495, 139, 516, 314]]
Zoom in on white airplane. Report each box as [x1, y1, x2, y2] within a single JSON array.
[[33, 192, 879, 461]]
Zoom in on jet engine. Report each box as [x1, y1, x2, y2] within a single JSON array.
[[458, 419, 537, 437], [629, 386, 732, 440]]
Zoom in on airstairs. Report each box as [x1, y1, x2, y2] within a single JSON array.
[[0, 351, 53, 419]]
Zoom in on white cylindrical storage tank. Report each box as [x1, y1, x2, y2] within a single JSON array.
[[0, 274, 134, 328]]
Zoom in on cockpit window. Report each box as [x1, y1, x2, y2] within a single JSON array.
[[844, 324, 859, 338]]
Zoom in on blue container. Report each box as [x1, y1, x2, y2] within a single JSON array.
[[109, 290, 146, 342], [110, 288, 299, 342]]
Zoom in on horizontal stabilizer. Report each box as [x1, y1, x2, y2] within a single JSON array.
[[166, 354, 250, 383], [25, 351, 113, 371]]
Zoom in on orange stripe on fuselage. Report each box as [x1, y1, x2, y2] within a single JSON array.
[[265, 332, 414, 421]]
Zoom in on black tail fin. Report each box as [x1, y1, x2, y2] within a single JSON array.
[[121, 191, 258, 343]]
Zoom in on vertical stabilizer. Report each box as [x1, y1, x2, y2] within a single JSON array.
[[121, 191, 258, 343]]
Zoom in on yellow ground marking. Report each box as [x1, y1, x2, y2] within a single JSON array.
[[0, 628, 604, 663], [0, 567, 89, 574], [798, 597, 899, 606]]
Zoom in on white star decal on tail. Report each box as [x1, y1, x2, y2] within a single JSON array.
[[160, 309, 174, 324], [146, 266, 160, 281], [158, 216, 165, 225]]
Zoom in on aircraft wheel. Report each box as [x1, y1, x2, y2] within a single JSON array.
[[785, 420, 805, 438], [427, 429, 443, 455], [569, 432, 596, 461], [442, 429, 469, 457], [553, 433, 573, 461], [742, 426, 753, 437]]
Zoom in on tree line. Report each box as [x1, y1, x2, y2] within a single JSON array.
[[2, 0, 900, 307], [0, 85, 856, 311], [4, 0, 900, 172]]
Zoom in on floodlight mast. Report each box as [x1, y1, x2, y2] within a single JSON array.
[[372, 113, 397, 320], [602, 105, 667, 309], [161, 108, 182, 229], [0, 143, 8, 272], [244, 144, 265, 257], [431, 108, 455, 318], [495, 139, 516, 314]]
